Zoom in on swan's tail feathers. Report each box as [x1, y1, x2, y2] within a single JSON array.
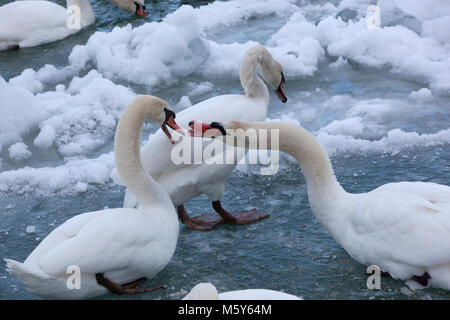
[[5, 258, 47, 279], [4, 258, 53, 297], [5, 258, 26, 276]]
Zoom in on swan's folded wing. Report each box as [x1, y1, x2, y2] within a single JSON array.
[[36, 209, 159, 276], [348, 185, 450, 267], [374, 181, 450, 204]]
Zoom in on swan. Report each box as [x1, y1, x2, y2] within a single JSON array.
[[183, 283, 302, 300], [0, 0, 147, 51], [121, 45, 288, 230], [189, 120, 450, 290], [4, 96, 184, 299]]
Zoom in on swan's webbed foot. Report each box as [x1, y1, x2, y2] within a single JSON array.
[[211, 201, 269, 225], [411, 272, 431, 287], [179, 201, 269, 230], [177, 205, 223, 231], [95, 273, 165, 295]]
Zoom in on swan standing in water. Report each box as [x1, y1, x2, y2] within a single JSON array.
[[0, 0, 147, 51], [183, 283, 302, 300], [190, 120, 450, 290], [4, 96, 184, 299], [121, 45, 288, 230]]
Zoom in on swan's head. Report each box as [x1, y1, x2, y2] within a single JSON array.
[[188, 120, 227, 138], [183, 283, 219, 300], [259, 59, 287, 103], [135, 95, 185, 144], [109, 0, 148, 16]]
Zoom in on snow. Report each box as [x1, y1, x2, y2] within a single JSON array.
[[8, 143, 32, 161], [0, 0, 449, 195], [409, 88, 433, 102], [68, 5, 210, 87], [25, 226, 36, 234], [0, 76, 46, 153]]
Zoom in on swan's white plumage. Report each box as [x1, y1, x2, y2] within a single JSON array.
[[183, 283, 302, 300], [0, 0, 95, 51], [122, 45, 284, 208], [343, 182, 450, 277], [5, 96, 179, 299], [222, 121, 450, 290]]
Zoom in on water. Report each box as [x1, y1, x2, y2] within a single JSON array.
[[0, 0, 449, 300]]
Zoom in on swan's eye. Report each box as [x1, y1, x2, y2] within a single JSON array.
[[210, 122, 226, 136]]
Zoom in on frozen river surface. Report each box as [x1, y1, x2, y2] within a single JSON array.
[[0, 0, 449, 299]]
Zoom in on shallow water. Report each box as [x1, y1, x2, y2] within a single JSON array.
[[0, 0, 449, 300]]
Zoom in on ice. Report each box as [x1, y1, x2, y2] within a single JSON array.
[[176, 96, 192, 109], [194, 0, 295, 30], [8, 142, 32, 161], [421, 16, 450, 44], [187, 81, 214, 97], [0, 0, 449, 197], [0, 77, 46, 152], [0, 152, 114, 195], [409, 88, 433, 102], [68, 5, 210, 87], [319, 117, 365, 137], [318, 128, 450, 157], [33, 124, 57, 150], [25, 226, 36, 234]]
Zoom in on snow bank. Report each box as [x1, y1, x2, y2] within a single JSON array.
[[0, 152, 114, 195], [8, 142, 32, 162], [318, 128, 450, 156], [409, 88, 433, 102], [267, 7, 450, 94], [1, 0, 449, 195], [69, 5, 210, 87], [0, 76, 46, 153]]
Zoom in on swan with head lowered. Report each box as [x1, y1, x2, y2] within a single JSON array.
[[120, 45, 288, 230], [190, 120, 450, 290], [0, 0, 147, 51], [183, 283, 302, 300], [4, 96, 184, 299]]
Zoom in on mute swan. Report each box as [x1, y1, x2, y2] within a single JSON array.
[[190, 120, 450, 290], [121, 45, 288, 230], [0, 0, 147, 51], [4, 96, 184, 299], [183, 283, 302, 300]]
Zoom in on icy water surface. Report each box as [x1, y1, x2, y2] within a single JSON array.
[[0, 0, 449, 299]]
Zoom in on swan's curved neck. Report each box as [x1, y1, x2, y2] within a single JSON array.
[[114, 103, 169, 208], [239, 49, 270, 101], [67, 0, 95, 26], [225, 121, 347, 221]]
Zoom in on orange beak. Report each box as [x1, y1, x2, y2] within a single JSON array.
[[136, 6, 147, 17], [162, 115, 185, 144]]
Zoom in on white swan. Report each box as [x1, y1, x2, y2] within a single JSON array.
[[121, 45, 287, 230], [4, 96, 184, 299], [190, 120, 450, 290], [183, 283, 302, 300], [0, 0, 147, 51]]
